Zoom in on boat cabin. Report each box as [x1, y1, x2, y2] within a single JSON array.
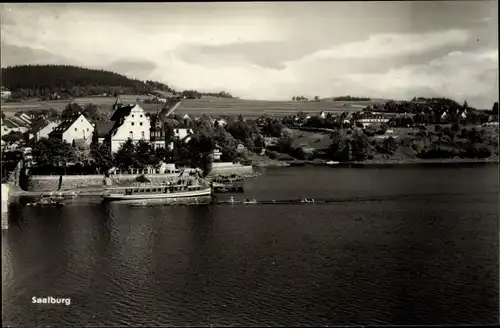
[[106, 181, 207, 196]]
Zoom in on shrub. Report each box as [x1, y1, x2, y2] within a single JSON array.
[[265, 149, 279, 159], [135, 174, 150, 183]]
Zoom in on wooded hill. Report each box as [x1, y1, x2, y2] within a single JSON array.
[[1, 64, 236, 101], [0, 64, 175, 100]]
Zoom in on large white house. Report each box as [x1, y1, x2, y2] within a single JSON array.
[[49, 113, 94, 145], [107, 103, 151, 153]]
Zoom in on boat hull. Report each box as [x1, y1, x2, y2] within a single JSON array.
[[102, 187, 212, 201]]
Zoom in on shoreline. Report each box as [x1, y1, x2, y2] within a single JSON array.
[[8, 158, 498, 197], [260, 157, 499, 167]]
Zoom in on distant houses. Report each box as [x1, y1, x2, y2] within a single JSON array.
[[1, 112, 32, 135]]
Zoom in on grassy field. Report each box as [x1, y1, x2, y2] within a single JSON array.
[[1, 95, 385, 118]]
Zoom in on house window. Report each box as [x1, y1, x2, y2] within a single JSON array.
[[87, 128, 89, 131], [75, 128, 77, 131], [141, 131, 145, 139], [131, 122, 135, 126], [140, 115, 143, 118], [140, 122, 143, 126], [132, 115, 134, 118], [129, 131, 133, 139]]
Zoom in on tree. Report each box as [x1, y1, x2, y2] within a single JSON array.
[[83, 104, 110, 122], [314, 96, 320, 102], [188, 128, 216, 177], [62, 102, 84, 118], [292, 96, 296, 102], [91, 142, 113, 173], [493, 102, 499, 115], [114, 139, 140, 169], [72, 142, 91, 166], [351, 131, 372, 161], [1, 131, 23, 143], [382, 136, 398, 154], [135, 139, 158, 166]]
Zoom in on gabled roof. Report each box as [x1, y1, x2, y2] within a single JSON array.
[[49, 113, 85, 136], [110, 104, 135, 121], [95, 122, 115, 138], [30, 118, 57, 134], [9, 117, 30, 127], [3, 120, 20, 128]]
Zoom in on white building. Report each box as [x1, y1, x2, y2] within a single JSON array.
[[167, 128, 193, 150], [13, 112, 32, 126], [1, 118, 30, 135], [356, 114, 390, 128], [1, 88, 11, 99], [213, 145, 222, 161], [49, 113, 94, 145], [107, 103, 151, 153], [29, 118, 60, 142]]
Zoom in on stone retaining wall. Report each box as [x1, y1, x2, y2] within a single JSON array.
[[28, 174, 179, 191], [28, 166, 254, 191], [210, 165, 253, 175]]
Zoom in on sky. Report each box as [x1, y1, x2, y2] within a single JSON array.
[[0, 2, 498, 108]]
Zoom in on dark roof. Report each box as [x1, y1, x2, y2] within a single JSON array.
[[49, 114, 83, 136], [4, 120, 19, 128], [109, 104, 134, 121], [30, 118, 50, 134], [9, 117, 30, 127], [95, 122, 115, 138]]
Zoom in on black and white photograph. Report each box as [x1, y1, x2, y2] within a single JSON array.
[[1, 1, 498, 326]]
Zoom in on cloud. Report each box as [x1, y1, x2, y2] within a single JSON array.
[[343, 49, 498, 107], [0, 3, 498, 108], [290, 29, 470, 66]]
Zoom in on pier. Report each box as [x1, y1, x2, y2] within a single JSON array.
[[212, 181, 244, 193]]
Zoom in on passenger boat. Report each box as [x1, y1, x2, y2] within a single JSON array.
[[101, 178, 212, 202]]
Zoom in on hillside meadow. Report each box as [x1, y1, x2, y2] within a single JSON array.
[[1, 95, 385, 118]]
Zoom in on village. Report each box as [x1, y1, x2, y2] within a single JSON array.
[[1, 94, 499, 184]]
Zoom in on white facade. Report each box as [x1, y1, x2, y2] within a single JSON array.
[[174, 128, 193, 140], [1, 120, 29, 135], [60, 114, 94, 145], [1, 90, 11, 99], [213, 147, 222, 161], [357, 117, 389, 128], [35, 121, 59, 141], [319, 111, 327, 119], [110, 104, 151, 153]]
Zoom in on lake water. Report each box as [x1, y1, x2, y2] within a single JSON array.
[[2, 164, 499, 326]]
